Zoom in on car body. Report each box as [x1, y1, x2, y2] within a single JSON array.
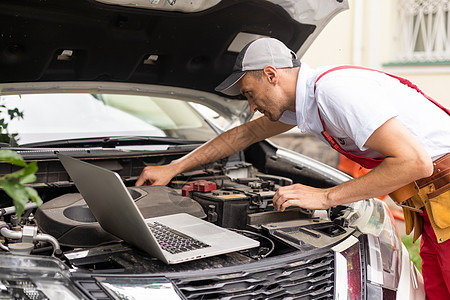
[[0, 0, 424, 299]]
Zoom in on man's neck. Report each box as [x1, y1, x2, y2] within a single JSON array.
[[286, 66, 300, 112]]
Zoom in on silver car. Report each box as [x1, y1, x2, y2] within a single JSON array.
[[0, 0, 424, 299]]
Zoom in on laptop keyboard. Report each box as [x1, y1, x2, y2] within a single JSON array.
[[148, 222, 211, 254]]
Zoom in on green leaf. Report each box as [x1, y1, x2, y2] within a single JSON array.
[[3, 162, 37, 181], [25, 187, 43, 206], [0, 179, 29, 219], [0, 150, 27, 167], [8, 108, 23, 120], [21, 161, 38, 177], [19, 173, 37, 185], [0, 150, 41, 219]]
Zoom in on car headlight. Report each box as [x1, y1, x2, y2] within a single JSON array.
[[357, 199, 402, 290], [333, 199, 402, 299], [0, 255, 86, 299], [0, 254, 187, 300]]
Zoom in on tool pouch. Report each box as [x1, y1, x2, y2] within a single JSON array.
[[417, 153, 450, 229]]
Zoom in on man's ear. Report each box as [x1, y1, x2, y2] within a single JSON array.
[[263, 65, 278, 84]]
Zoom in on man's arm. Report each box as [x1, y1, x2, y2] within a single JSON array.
[[273, 117, 434, 211], [135, 117, 295, 186]]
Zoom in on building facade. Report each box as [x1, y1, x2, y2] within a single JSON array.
[[302, 0, 450, 107]]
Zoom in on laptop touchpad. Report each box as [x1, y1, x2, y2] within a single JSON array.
[[181, 223, 224, 236]]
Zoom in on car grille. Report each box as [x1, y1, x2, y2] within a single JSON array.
[[169, 250, 335, 300]]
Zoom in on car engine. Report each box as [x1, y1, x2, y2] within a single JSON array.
[[0, 147, 355, 276], [0, 141, 411, 299]]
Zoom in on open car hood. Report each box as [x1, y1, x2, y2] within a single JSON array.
[[0, 0, 348, 92], [0, 0, 348, 122]]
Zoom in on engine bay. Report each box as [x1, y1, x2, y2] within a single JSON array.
[[0, 154, 354, 275], [0, 138, 359, 276]]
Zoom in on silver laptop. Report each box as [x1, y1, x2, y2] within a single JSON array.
[[57, 154, 259, 264]]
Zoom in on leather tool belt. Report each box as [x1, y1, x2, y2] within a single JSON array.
[[389, 152, 450, 214]]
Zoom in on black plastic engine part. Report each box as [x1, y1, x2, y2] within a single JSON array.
[[35, 185, 206, 247]]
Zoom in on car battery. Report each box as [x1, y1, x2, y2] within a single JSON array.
[[189, 179, 277, 229]]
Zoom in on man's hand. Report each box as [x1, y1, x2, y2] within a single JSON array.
[[135, 165, 177, 186], [273, 184, 331, 211], [272, 118, 433, 212], [135, 117, 294, 187]]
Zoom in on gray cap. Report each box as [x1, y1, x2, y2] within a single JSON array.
[[215, 38, 300, 96]]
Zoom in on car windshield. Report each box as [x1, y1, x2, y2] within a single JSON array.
[[0, 93, 218, 146]]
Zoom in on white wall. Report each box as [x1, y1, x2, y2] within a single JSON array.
[[301, 1, 353, 67]]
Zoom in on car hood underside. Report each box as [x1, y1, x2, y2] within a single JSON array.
[[0, 0, 348, 97]]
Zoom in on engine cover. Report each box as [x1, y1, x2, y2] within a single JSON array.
[[35, 186, 206, 247]]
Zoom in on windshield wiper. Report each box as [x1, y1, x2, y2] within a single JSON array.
[[17, 136, 205, 148]]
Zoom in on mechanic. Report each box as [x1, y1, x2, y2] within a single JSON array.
[[136, 38, 450, 298]]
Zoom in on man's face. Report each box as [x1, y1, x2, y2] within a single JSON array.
[[238, 71, 285, 122]]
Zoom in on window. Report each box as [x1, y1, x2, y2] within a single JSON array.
[[396, 0, 450, 63]]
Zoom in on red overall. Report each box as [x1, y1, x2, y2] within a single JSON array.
[[314, 66, 450, 299]]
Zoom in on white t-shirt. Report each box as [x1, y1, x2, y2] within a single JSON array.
[[279, 63, 450, 161]]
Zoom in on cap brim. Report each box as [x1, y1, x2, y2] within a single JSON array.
[[215, 71, 246, 96]]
